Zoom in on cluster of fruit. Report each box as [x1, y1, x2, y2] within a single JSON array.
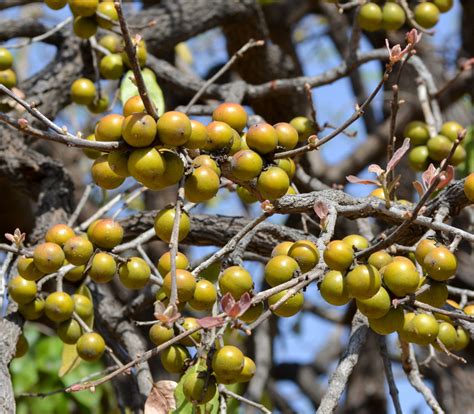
[[0, 47, 17, 90], [405, 120, 466, 172], [355, 0, 452, 32]]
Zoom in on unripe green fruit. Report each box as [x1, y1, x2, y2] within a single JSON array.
[[290, 116, 316, 142], [82, 134, 102, 160], [323, 240, 354, 271], [408, 146, 430, 172], [417, 280, 448, 308], [453, 327, 470, 351], [369, 307, 404, 335], [65, 265, 85, 282], [184, 166, 220, 203], [0, 69, 16, 88], [185, 120, 208, 150], [415, 239, 436, 265], [219, 266, 253, 299], [157, 251, 189, 277], [343, 234, 369, 251], [192, 155, 221, 176], [433, 0, 453, 13], [268, 290, 304, 317], [70, 78, 96, 105], [346, 264, 381, 299], [91, 155, 125, 189], [264, 255, 299, 287], [239, 302, 264, 323], [212, 345, 244, 382], [320, 270, 350, 306], [76, 332, 105, 362], [63, 236, 94, 266], [179, 317, 202, 347], [275, 158, 296, 179], [423, 246, 457, 281], [236, 185, 258, 204], [156, 111, 191, 146], [121, 39, 147, 68], [18, 297, 45, 320], [96, 1, 119, 29], [99, 53, 123, 80], [73, 16, 97, 39], [382, 2, 406, 30], [451, 145, 466, 166], [119, 257, 151, 289], [123, 95, 145, 117], [274, 122, 298, 150], [88, 218, 123, 249], [236, 356, 256, 383], [465, 173, 474, 202], [58, 319, 82, 344], [440, 121, 463, 142], [45, 0, 67, 10], [368, 250, 392, 270], [0, 48, 13, 70], [89, 252, 117, 283], [8, 275, 37, 304], [33, 242, 65, 274], [356, 287, 391, 319], [68, 0, 98, 17], [204, 121, 234, 151], [107, 151, 129, 178], [162, 269, 196, 302], [246, 123, 278, 154], [122, 113, 157, 147], [257, 166, 290, 200], [288, 240, 319, 273], [17, 256, 44, 281], [15, 334, 29, 358], [128, 147, 165, 186], [398, 312, 417, 342], [45, 291, 74, 322], [358, 3, 383, 32], [427, 134, 452, 161], [189, 279, 217, 311], [404, 121, 430, 146], [212, 102, 248, 133], [95, 114, 124, 142], [382, 260, 420, 297], [160, 345, 189, 373], [436, 322, 457, 350], [272, 241, 293, 257], [154, 208, 190, 243], [99, 34, 121, 53], [230, 150, 263, 181], [149, 323, 174, 346], [412, 313, 439, 345], [183, 372, 216, 403], [414, 2, 440, 29], [73, 294, 93, 321]]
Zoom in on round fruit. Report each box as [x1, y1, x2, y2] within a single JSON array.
[[73, 16, 97, 39], [0, 48, 13, 70], [17, 256, 44, 281], [264, 255, 299, 287], [404, 121, 430, 146], [73, 294, 93, 320], [290, 116, 316, 142], [346, 264, 381, 300], [408, 146, 430, 172], [99, 34, 121, 53], [122, 39, 147, 68], [123, 95, 145, 117], [183, 372, 216, 403], [417, 281, 448, 308], [464, 173, 474, 202], [320, 270, 350, 306], [440, 121, 463, 142], [15, 334, 28, 358], [68, 0, 98, 17], [358, 3, 383, 32], [185, 120, 208, 150], [236, 356, 256, 383], [107, 152, 129, 178], [464, 305, 474, 316], [33, 242, 65, 274], [433, 0, 453, 13], [343, 234, 369, 251], [257, 167, 290, 200], [370, 187, 385, 200], [18, 297, 45, 320], [239, 302, 264, 324], [119, 257, 150, 289], [212, 103, 248, 133], [122, 113, 157, 147], [96, 1, 118, 29], [368, 251, 392, 270], [70, 78, 96, 105], [128, 147, 165, 185], [88, 252, 116, 283], [58, 319, 82, 344], [212, 345, 244, 382], [184, 166, 220, 203], [382, 2, 406, 30], [414, 2, 440, 28], [369, 307, 404, 335], [415, 239, 436, 265], [156, 111, 191, 146], [274, 122, 298, 150], [45, 291, 74, 322], [95, 114, 124, 142], [219, 266, 253, 299], [204, 121, 234, 151], [189, 279, 217, 311], [323, 240, 354, 271], [451, 145, 466, 166], [179, 317, 202, 347], [230, 150, 263, 181], [160, 345, 189, 373], [45, 224, 75, 247], [199, 262, 221, 283], [236, 185, 258, 203], [82, 134, 102, 160], [149, 323, 174, 346], [356, 287, 391, 319], [275, 158, 296, 180], [65, 265, 85, 282], [45, 0, 67, 10], [92, 155, 125, 189], [157, 150, 184, 188], [382, 260, 420, 297], [88, 218, 123, 249], [63, 236, 94, 266], [76, 332, 105, 362], [99, 53, 123, 80], [437, 322, 457, 350], [157, 251, 189, 277], [0, 69, 16, 88], [453, 327, 470, 351], [87, 94, 111, 114], [288, 240, 319, 273], [154, 208, 190, 243], [412, 313, 439, 345], [246, 123, 278, 154], [162, 269, 196, 302], [268, 290, 304, 317], [8, 275, 36, 305], [271, 241, 293, 257], [423, 247, 457, 281], [398, 312, 417, 342], [192, 155, 221, 176]]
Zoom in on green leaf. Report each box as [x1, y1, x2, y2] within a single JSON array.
[[11, 354, 39, 394], [120, 68, 165, 116], [462, 126, 473, 177], [36, 336, 63, 374]]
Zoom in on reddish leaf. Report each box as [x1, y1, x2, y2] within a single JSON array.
[[313, 200, 329, 222], [387, 138, 410, 173], [436, 165, 454, 190], [406, 28, 422, 46], [422, 164, 437, 190], [220, 292, 236, 315], [346, 175, 380, 185], [236, 292, 252, 317], [368, 164, 384, 176], [412, 181, 424, 198], [197, 316, 225, 328], [144, 381, 177, 414]]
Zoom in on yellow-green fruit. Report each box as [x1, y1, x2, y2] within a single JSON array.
[[288, 240, 319, 273], [0, 48, 13, 70], [122, 113, 157, 147], [369, 307, 404, 335], [246, 123, 278, 154], [257, 167, 290, 200], [128, 147, 165, 185], [346, 264, 381, 300], [272, 241, 293, 257], [18, 297, 45, 320], [414, 2, 440, 29], [320, 270, 350, 306], [68, 0, 98, 17], [189, 279, 217, 311], [185, 120, 208, 150], [183, 372, 216, 404], [73, 294, 93, 321], [107, 152, 129, 178], [415, 239, 437, 265], [440, 121, 463, 142], [451, 145, 466, 166], [63, 236, 94, 266], [433, 0, 453, 13], [436, 322, 457, 350], [264, 255, 299, 287], [382, 2, 406, 30], [65, 265, 85, 282], [157, 251, 189, 277], [33, 242, 65, 274], [276, 158, 296, 180], [149, 323, 174, 346], [76, 332, 105, 362], [57, 319, 82, 344], [8, 275, 37, 305], [412, 313, 439, 345], [179, 317, 202, 347], [15, 334, 29, 358], [192, 155, 221, 176], [88, 218, 123, 249], [219, 266, 253, 300], [91, 155, 125, 189], [99, 53, 123, 80], [204, 121, 234, 151], [0, 69, 16, 88], [73, 16, 97, 39], [408, 146, 430, 172], [17, 256, 44, 281], [230, 150, 263, 181], [160, 345, 189, 373], [45, 224, 75, 247], [45, 0, 67, 10], [82, 134, 102, 160], [95, 114, 124, 142], [89, 252, 117, 283], [162, 269, 196, 302], [119, 257, 150, 289], [417, 281, 448, 308], [122, 95, 145, 117], [45, 291, 74, 322], [184, 166, 220, 203], [212, 102, 248, 133], [268, 290, 304, 317], [229, 129, 242, 155], [212, 345, 244, 382], [70, 78, 96, 105], [239, 302, 264, 324], [343, 234, 369, 251], [404, 121, 430, 146], [368, 250, 392, 270], [121, 39, 147, 68], [356, 287, 391, 319], [274, 122, 298, 150], [383, 260, 420, 297], [453, 327, 470, 351], [237, 356, 256, 383], [358, 2, 383, 32], [96, 1, 118, 29], [423, 247, 457, 281], [236, 185, 258, 204], [99, 34, 121, 53], [290, 116, 316, 142], [158, 150, 185, 187], [154, 208, 190, 243], [323, 240, 354, 271], [464, 173, 474, 202], [156, 111, 191, 146]]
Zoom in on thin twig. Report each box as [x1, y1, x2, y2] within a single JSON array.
[[219, 385, 271, 414], [68, 184, 93, 227], [379, 336, 403, 414]]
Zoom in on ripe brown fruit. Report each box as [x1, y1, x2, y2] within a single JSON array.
[[154, 208, 190, 243], [70, 78, 96, 105], [231, 150, 263, 181], [33, 242, 65, 274], [45, 291, 74, 322], [257, 166, 290, 200], [156, 111, 191, 146], [123, 95, 145, 117], [212, 103, 248, 133], [63, 236, 94, 266], [95, 114, 124, 142], [205, 121, 234, 151], [87, 218, 123, 249], [162, 269, 196, 302], [76, 332, 105, 362], [119, 257, 151, 289], [45, 224, 75, 247], [8, 275, 37, 304], [246, 123, 278, 154], [219, 266, 253, 299]]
